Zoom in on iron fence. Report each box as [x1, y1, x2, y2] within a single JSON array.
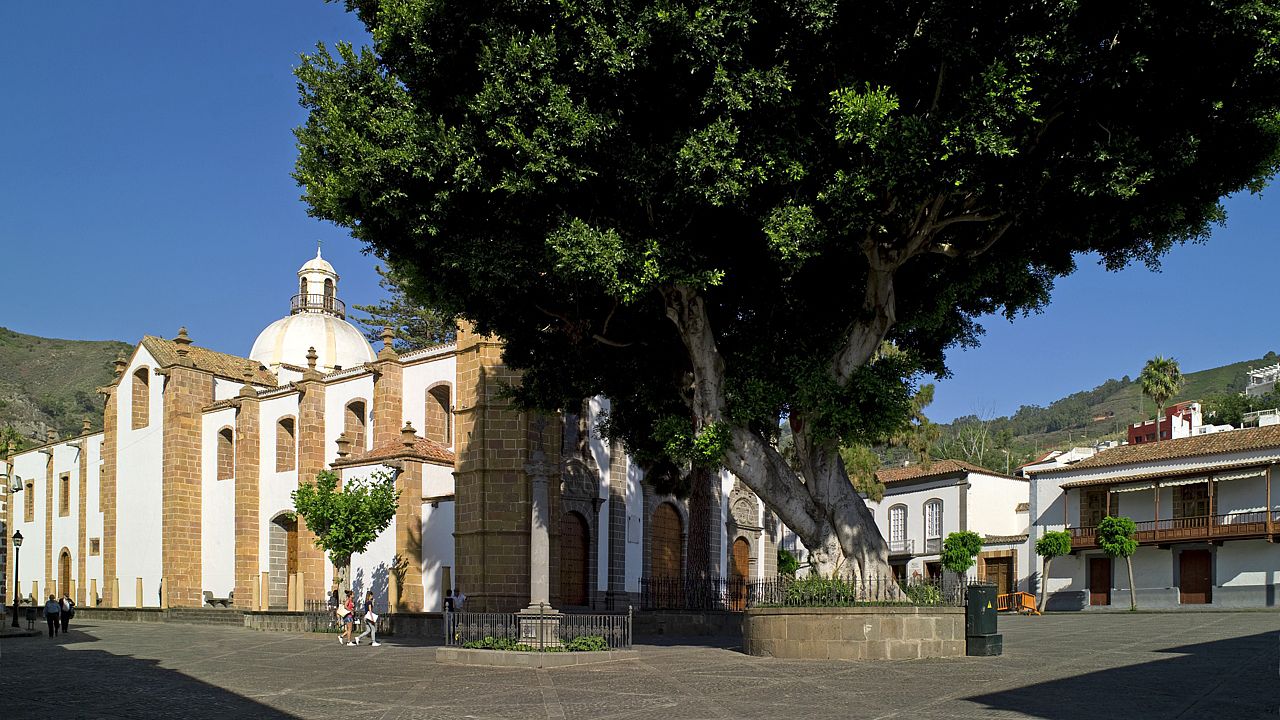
[[304, 599, 343, 633], [642, 574, 982, 610], [444, 606, 632, 650]]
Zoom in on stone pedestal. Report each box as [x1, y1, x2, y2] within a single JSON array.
[[518, 604, 562, 648]]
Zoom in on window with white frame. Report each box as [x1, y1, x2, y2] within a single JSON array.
[[889, 505, 906, 545], [924, 499, 943, 539]]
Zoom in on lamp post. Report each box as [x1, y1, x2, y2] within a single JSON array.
[[10, 530, 22, 628]]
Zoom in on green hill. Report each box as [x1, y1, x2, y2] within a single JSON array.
[[0, 327, 132, 448], [925, 351, 1279, 470]]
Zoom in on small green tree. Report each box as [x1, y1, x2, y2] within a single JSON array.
[[292, 469, 400, 588], [350, 265, 456, 350], [941, 531, 984, 578], [1034, 530, 1072, 612], [1096, 516, 1139, 610], [777, 548, 800, 576], [1139, 356, 1185, 441]]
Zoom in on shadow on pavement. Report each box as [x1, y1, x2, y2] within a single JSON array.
[[965, 630, 1278, 720], [7, 623, 300, 719]]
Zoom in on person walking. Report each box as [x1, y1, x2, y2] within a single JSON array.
[[328, 583, 344, 643], [351, 590, 380, 647], [43, 595, 61, 637], [59, 594, 74, 634], [340, 590, 356, 646]]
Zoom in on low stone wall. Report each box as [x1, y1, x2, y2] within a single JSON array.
[[743, 606, 966, 660], [243, 610, 444, 638], [634, 610, 742, 638], [74, 608, 170, 623], [435, 647, 639, 669]]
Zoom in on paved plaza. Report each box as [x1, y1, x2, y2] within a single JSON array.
[[2, 611, 1277, 719]]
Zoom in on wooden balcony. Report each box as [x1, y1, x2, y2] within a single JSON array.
[[1070, 510, 1280, 550]]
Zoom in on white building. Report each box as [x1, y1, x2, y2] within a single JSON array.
[[1028, 425, 1280, 609]]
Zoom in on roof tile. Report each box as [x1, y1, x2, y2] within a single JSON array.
[[1033, 425, 1280, 475]]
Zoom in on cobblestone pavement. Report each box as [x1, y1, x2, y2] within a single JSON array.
[[2, 612, 1276, 719]]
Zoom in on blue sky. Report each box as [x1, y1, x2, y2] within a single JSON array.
[[2, 2, 1277, 424]]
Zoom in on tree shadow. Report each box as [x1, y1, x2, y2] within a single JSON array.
[[7, 623, 299, 718], [966, 631, 1278, 719]]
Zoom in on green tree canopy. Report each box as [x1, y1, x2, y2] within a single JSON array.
[[350, 265, 456, 350], [292, 469, 400, 573], [941, 531, 984, 575], [1034, 529, 1072, 612], [295, 0, 1280, 577], [1096, 515, 1139, 610]]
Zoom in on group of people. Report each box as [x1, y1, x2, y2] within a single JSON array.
[[42, 594, 75, 637], [328, 585, 381, 647]]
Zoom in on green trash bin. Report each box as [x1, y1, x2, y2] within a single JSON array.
[[965, 582, 1002, 656]]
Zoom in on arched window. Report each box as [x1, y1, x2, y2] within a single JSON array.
[[24, 482, 34, 522], [924, 499, 943, 554], [299, 277, 307, 297], [323, 278, 334, 311], [276, 417, 296, 472], [345, 400, 367, 452], [888, 504, 907, 552], [426, 384, 452, 446], [217, 427, 234, 480], [131, 367, 149, 430]]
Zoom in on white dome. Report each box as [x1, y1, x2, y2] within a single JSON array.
[[300, 248, 337, 277], [250, 312, 375, 373]]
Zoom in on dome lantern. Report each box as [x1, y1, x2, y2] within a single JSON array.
[[293, 245, 344, 318]]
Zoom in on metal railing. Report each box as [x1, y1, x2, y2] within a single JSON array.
[[444, 606, 632, 650], [304, 599, 342, 633], [888, 538, 914, 554], [640, 574, 748, 611], [290, 293, 346, 318]]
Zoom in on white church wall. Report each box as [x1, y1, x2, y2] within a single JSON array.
[[587, 397, 611, 592], [718, 469, 734, 577], [50, 443, 80, 595], [624, 455, 644, 593], [421, 498, 455, 611], [325, 375, 376, 456], [401, 354, 457, 446], [259, 394, 302, 580], [422, 462, 454, 499], [201, 407, 236, 598], [340, 464, 398, 608], [212, 377, 241, 402], [10, 448, 48, 600], [116, 346, 164, 608], [86, 434, 104, 603]]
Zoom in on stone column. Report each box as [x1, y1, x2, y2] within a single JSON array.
[[233, 377, 261, 609], [372, 327, 403, 448], [160, 332, 214, 608], [100, 356, 124, 607], [393, 423, 424, 611], [77, 420, 89, 605], [606, 441, 627, 609], [518, 448, 560, 644], [295, 348, 327, 601]]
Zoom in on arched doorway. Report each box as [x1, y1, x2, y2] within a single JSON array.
[[59, 549, 72, 598], [269, 515, 299, 609], [560, 512, 589, 606], [728, 538, 750, 611]]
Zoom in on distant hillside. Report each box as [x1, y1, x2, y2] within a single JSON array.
[[922, 351, 1279, 470], [0, 327, 132, 447]]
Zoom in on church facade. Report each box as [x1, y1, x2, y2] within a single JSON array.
[[3, 252, 779, 614]]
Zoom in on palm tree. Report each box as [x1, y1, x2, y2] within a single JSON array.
[[1139, 356, 1184, 442]]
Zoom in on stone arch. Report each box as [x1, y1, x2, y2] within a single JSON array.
[[268, 512, 299, 610], [344, 399, 368, 452], [725, 479, 762, 583], [425, 382, 453, 447], [131, 367, 149, 430], [275, 416, 296, 472], [217, 427, 234, 480], [558, 454, 600, 608]]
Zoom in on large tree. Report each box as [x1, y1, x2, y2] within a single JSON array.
[[294, 1, 1280, 578]]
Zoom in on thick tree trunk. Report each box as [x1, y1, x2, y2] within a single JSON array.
[[662, 283, 897, 590]]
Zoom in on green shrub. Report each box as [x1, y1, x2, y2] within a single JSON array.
[[902, 582, 943, 606], [777, 548, 801, 576], [565, 635, 609, 652]]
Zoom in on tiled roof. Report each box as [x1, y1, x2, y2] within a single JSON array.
[[1058, 458, 1273, 489], [333, 436, 455, 467], [875, 459, 1025, 484], [983, 534, 1028, 545], [1032, 425, 1280, 475], [1015, 502, 1030, 512], [141, 336, 278, 386]]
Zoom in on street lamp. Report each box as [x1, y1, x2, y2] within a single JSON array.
[[10, 529, 22, 628]]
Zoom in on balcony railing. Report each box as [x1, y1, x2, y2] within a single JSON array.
[[290, 293, 346, 319], [888, 538, 914, 554], [924, 537, 942, 554], [1069, 510, 1279, 549]]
